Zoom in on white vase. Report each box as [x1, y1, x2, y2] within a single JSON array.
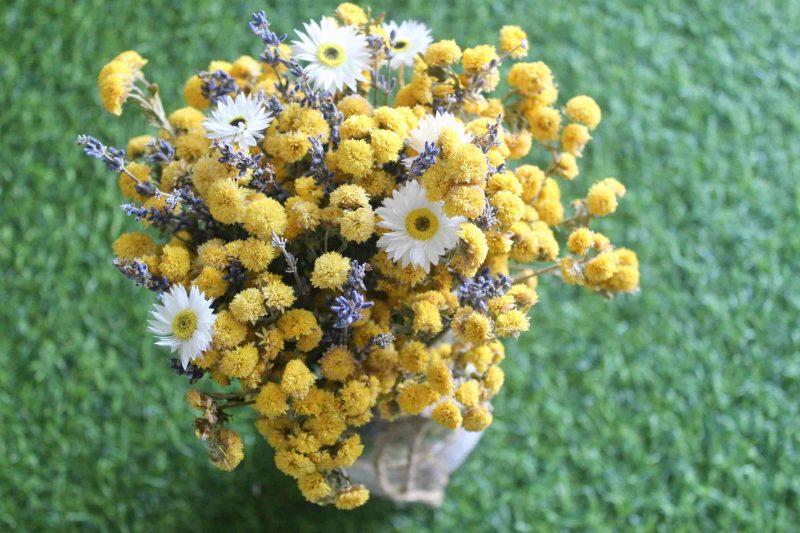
[[348, 414, 484, 507]]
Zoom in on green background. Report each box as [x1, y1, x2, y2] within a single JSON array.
[[3, 0, 799, 530]]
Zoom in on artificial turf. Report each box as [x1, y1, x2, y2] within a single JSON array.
[[2, 0, 799, 530]]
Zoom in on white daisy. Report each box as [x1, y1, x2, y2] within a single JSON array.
[[376, 180, 465, 273], [148, 284, 217, 369], [291, 17, 371, 93], [203, 93, 272, 149], [404, 111, 473, 167], [383, 20, 433, 70]]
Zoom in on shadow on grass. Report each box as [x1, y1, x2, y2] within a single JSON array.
[[174, 436, 415, 531]]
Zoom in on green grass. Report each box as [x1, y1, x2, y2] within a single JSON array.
[[2, 0, 800, 530]]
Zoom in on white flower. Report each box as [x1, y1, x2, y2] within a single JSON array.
[[148, 284, 216, 369], [376, 180, 465, 273], [292, 17, 370, 93], [404, 111, 473, 167], [203, 93, 272, 149], [383, 20, 432, 70]]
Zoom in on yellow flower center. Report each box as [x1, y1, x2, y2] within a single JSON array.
[[171, 309, 198, 341], [405, 208, 439, 241], [317, 43, 346, 67], [393, 40, 409, 51], [228, 116, 246, 127]]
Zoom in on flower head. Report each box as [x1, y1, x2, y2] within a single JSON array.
[[292, 17, 370, 93], [376, 180, 464, 272], [203, 93, 272, 149], [404, 111, 472, 167], [148, 284, 217, 369], [383, 20, 432, 69]]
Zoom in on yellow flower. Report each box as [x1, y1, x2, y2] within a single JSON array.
[[370, 129, 404, 164], [320, 346, 357, 382], [585, 252, 620, 284], [338, 94, 373, 117], [561, 123, 592, 156], [211, 429, 244, 471], [335, 486, 370, 510], [463, 312, 493, 344], [424, 40, 462, 67], [97, 59, 134, 115], [230, 55, 262, 79], [125, 135, 154, 158], [311, 252, 351, 290], [192, 266, 228, 298], [329, 184, 370, 210], [336, 139, 373, 178], [206, 179, 245, 225], [461, 45, 498, 71], [412, 300, 442, 334], [490, 190, 525, 227], [262, 279, 296, 311], [243, 196, 288, 238], [555, 152, 579, 180], [277, 309, 322, 352], [229, 288, 265, 324], [526, 106, 562, 142], [169, 106, 205, 132], [508, 62, 553, 96], [423, 356, 452, 393], [568, 227, 594, 256], [212, 311, 248, 349], [432, 400, 463, 429], [339, 380, 373, 416], [494, 310, 530, 337], [298, 472, 332, 503], [443, 185, 485, 219], [183, 75, 208, 109], [333, 434, 364, 468], [463, 406, 493, 431], [112, 232, 157, 259], [483, 366, 505, 396], [158, 244, 190, 282], [499, 26, 528, 58], [174, 132, 210, 161], [339, 207, 375, 243], [396, 382, 439, 414], [455, 380, 481, 407], [335, 2, 368, 25], [587, 181, 618, 216], [398, 340, 429, 374], [254, 382, 289, 418], [220, 343, 259, 378], [340, 114, 376, 139], [451, 222, 489, 277], [565, 95, 602, 129], [281, 359, 316, 399]]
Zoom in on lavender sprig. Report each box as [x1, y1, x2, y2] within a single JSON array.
[[320, 96, 343, 148], [76, 135, 126, 172], [331, 261, 374, 331], [146, 139, 175, 165], [199, 70, 238, 105], [121, 203, 181, 232], [474, 116, 503, 153], [406, 141, 441, 178], [476, 200, 499, 230], [457, 268, 513, 312], [217, 143, 264, 176], [307, 135, 334, 190], [113, 258, 170, 292], [250, 11, 286, 47]]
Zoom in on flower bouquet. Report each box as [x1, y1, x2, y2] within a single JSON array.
[[78, 3, 639, 510]]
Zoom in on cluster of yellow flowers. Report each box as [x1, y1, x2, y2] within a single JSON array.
[[91, 4, 639, 509]]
